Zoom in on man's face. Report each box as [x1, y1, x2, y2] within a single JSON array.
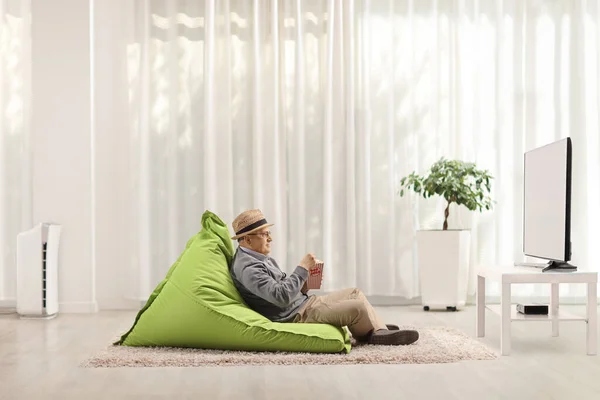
[[245, 227, 272, 255]]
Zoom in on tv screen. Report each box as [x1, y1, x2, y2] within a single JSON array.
[[523, 137, 572, 262]]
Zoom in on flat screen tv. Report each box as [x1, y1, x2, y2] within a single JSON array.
[[521, 137, 576, 272]]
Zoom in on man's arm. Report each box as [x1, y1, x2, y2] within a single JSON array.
[[240, 263, 308, 308], [301, 280, 308, 294]]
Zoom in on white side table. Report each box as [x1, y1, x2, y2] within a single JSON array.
[[476, 265, 598, 356]]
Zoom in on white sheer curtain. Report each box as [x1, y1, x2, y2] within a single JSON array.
[[0, 0, 30, 308], [123, 0, 600, 302]]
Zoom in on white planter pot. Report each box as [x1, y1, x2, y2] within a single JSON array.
[[417, 230, 471, 311]]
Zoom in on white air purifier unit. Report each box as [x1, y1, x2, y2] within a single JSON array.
[[16, 223, 62, 319]]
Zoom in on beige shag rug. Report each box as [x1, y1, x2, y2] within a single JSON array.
[[81, 327, 496, 368]]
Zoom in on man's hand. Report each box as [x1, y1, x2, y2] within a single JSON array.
[[299, 253, 317, 271]]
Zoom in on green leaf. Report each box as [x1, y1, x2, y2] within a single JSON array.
[[397, 158, 495, 224]]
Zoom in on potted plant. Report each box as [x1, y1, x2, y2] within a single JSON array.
[[399, 158, 493, 311]]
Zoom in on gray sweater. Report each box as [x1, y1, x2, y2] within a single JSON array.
[[229, 246, 309, 322]]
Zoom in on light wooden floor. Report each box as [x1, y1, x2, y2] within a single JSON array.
[[2, 305, 600, 400]]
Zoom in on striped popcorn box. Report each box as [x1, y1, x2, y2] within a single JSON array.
[[307, 262, 324, 290]]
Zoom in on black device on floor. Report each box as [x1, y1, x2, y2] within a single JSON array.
[[516, 303, 549, 315]]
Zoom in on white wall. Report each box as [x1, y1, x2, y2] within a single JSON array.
[[93, 0, 140, 310], [28, 0, 142, 312], [31, 0, 96, 312]]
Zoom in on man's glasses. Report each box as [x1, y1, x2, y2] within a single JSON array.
[[249, 231, 271, 239]]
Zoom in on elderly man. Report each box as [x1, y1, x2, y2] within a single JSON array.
[[229, 209, 419, 346]]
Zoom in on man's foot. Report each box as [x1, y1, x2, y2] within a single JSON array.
[[367, 329, 419, 345]]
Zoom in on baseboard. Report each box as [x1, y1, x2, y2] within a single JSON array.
[[366, 296, 424, 306], [64, 294, 600, 312], [0, 298, 16, 315], [97, 298, 147, 311], [2, 300, 99, 314], [0, 298, 16, 308], [481, 295, 600, 305], [365, 294, 600, 307], [59, 301, 99, 313]]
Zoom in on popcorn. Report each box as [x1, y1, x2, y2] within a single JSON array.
[[307, 262, 324, 290]]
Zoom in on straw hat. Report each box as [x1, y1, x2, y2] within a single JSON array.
[[231, 209, 274, 240]]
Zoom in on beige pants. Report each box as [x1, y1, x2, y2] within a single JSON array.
[[293, 288, 387, 339]]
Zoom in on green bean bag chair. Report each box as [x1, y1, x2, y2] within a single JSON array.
[[115, 210, 351, 353]]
